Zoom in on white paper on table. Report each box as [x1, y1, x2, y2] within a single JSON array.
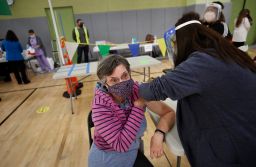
[[95, 40, 106, 45], [144, 44, 153, 52]]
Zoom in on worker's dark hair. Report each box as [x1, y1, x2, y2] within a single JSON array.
[[236, 9, 252, 27], [5, 30, 19, 41], [76, 19, 82, 23], [28, 29, 34, 33]]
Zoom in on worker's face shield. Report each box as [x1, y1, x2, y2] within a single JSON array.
[[203, 3, 222, 23], [164, 27, 177, 59]]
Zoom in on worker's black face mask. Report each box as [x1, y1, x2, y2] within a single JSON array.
[[79, 23, 83, 28]]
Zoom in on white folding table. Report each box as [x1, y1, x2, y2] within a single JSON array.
[[0, 51, 35, 63], [147, 98, 185, 167]]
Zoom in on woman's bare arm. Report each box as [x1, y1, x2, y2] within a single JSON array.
[[146, 101, 175, 132], [146, 101, 176, 159]]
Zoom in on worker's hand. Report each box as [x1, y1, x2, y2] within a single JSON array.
[[134, 98, 146, 108], [150, 132, 164, 159]]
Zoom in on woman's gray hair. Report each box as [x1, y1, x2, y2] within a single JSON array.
[[97, 54, 131, 80]]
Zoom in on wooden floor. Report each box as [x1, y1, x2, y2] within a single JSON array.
[[0, 59, 191, 167]]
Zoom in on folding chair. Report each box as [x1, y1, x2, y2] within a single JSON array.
[[87, 110, 94, 147]]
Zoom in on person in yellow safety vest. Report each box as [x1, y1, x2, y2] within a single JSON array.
[[72, 19, 90, 63]]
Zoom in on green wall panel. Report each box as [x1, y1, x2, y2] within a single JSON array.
[[0, 0, 188, 19], [0, 0, 232, 20], [0, 0, 11, 15]]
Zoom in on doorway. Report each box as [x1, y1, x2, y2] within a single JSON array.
[[45, 6, 77, 63]]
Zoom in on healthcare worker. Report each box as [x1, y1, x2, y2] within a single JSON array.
[[202, 2, 227, 37], [139, 12, 256, 167]]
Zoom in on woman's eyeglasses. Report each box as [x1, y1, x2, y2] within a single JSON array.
[[105, 71, 130, 86]]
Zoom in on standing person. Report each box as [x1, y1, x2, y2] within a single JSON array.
[[1, 30, 30, 84], [27, 29, 52, 73], [202, 2, 226, 37], [212, 1, 232, 40], [232, 9, 253, 48], [0, 46, 11, 82], [72, 19, 90, 63], [139, 12, 256, 166]]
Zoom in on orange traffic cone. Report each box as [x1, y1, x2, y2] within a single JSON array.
[[60, 37, 83, 98]]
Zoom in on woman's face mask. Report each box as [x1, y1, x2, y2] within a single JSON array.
[[203, 4, 221, 23], [105, 64, 133, 99], [29, 34, 35, 38], [204, 11, 217, 23], [79, 22, 84, 28], [107, 79, 134, 99]]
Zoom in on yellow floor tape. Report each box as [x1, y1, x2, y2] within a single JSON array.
[[36, 106, 50, 113]]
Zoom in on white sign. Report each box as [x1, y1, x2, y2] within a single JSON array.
[[144, 44, 153, 52]]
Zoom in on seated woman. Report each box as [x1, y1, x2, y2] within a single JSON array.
[[88, 55, 175, 167]]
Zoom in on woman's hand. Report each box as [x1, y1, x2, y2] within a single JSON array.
[[150, 132, 164, 159], [134, 98, 146, 108]]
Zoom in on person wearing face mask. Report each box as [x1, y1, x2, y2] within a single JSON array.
[[72, 19, 90, 63], [232, 9, 253, 49], [139, 12, 256, 166], [202, 3, 225, 37], [27, 29, 52, 73], [212, 1, 233, 40], [88, 55, 175, 167]]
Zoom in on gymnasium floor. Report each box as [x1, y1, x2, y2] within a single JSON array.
[[0, 59, 190, 167]]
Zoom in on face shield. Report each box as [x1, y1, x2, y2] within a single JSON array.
[[164, 27, 176, 58], [164, 20, 201, 61], [203, 3, 222, 23]]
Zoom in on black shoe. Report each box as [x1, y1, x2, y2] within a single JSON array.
[[62, 89, 82, 98], [54, 62, 60, 68], [4, 77, 11, 82], [76, 82, 83, 89], [23, 80, 31, 84]]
